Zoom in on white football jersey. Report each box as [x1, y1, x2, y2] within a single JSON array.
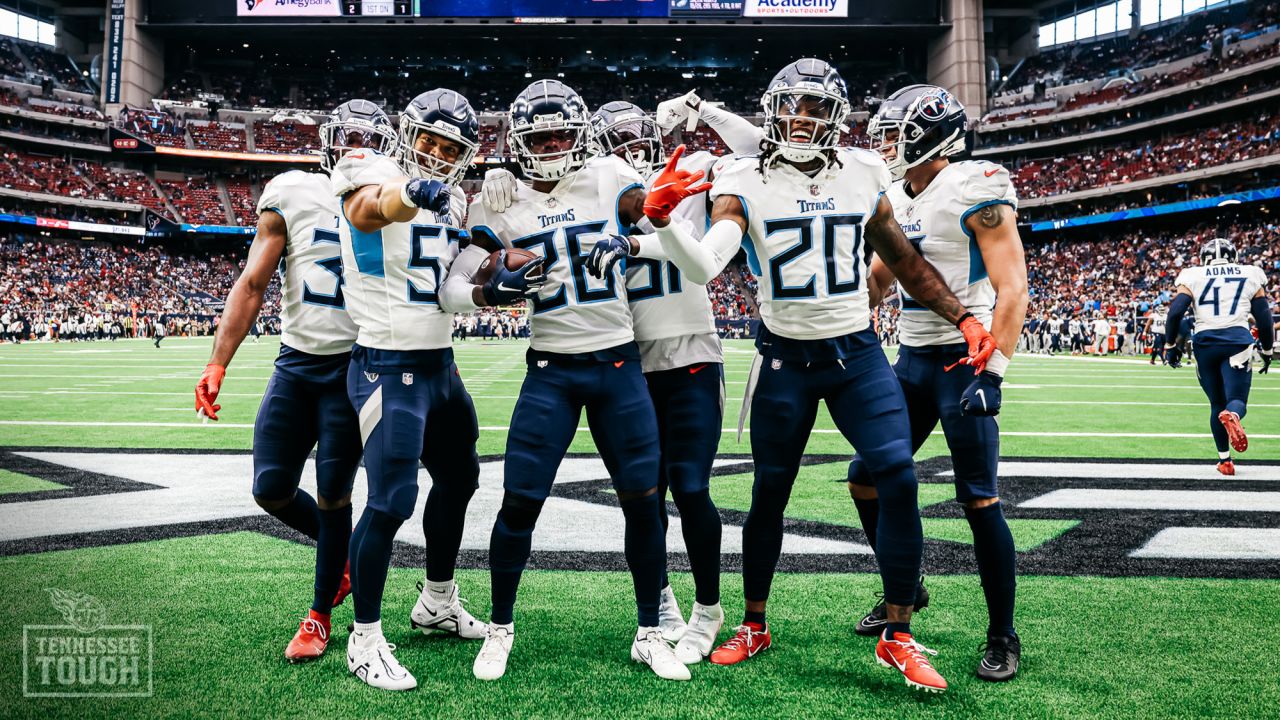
[[257, 170, 358, 356], [468, 155, 643, 354], [1175, 263, 1268, 335], [1150, 311, 1167, 334], [709, 148, 889, 340], [628, 149, 718, 343], [888, 160, 1016, 347], [331, 151, 461, 351]]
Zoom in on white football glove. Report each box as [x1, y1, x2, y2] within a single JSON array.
[[449, 183, 467, 227], [656, 90, 702, 135], [481, 168, 518, 214]]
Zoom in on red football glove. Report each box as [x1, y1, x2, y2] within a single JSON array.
[[643, 144, 714, 222], [195, 363, 225, 421], [957, 315, 997, 375]]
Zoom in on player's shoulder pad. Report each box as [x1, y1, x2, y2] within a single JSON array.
[[1251, 264, 1269, 285], [330, 150, 403, 198], [257, 169, 319, 214], [955, 160, 1017, 209], [837, 147, 892, 192], [708, 154, 758, 198], [1174, 266, 1197, 288], [680, 149, 718, 174]]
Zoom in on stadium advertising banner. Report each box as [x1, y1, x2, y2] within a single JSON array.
[[742, 0, 847, 17], [418, 0, 665, 17], [105, 0, 125, 104], [668, 0, 743, 16], [237, 0, 342, 16]]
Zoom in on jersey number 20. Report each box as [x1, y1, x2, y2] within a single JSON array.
[[763, 214, 863, 299]]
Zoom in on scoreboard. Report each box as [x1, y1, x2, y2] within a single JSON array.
[[341, 1, 415, 15]]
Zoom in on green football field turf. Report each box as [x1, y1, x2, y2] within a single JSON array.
[[1, 337, 1277, 718]]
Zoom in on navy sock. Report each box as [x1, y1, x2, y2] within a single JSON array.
[[874, 467, 923, 606], [312, 504, 352, 614], [620, 493, 665, 627], [489, 500, 541, 626], [349, 508, 405, 624], [423, 481, 476, 583], [885, 622, 911, 638], [671, 489, 722, 606], [264, 490, 319, 541], [657, 479, 671, 590], [853, 496, 880, 553], [744, 609, 766, 627], [965, 502, 1017, 638]]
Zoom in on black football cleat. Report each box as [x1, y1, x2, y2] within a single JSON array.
[[854, 578, 930, 637], [976, 634, 1021, 682]]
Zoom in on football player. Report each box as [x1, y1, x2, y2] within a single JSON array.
[[1163, 238, 1273, 475], [1144, 304, 1168, 365], [580, 101, 763, 663], [643, 59, 996, 694], [443, 80, 686, 682], [334, 89, 525, 691], [194, 100, 385, 662], [848, 85, 1028, 681]]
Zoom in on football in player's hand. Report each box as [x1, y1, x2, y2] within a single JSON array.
[[474, 248, 539, 285]]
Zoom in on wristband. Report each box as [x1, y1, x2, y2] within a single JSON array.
[[985, 349, 1010, 378], [399, 181, 416, 211], [955, 312, 975, 328]]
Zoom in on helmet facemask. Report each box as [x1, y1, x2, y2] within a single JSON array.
[[762, 88, 849, 166], [398, 116, 478, 186], [868, 92, 967, 181], [593, 113, 664, 176], [509, 118, 592, 182], [318, 119, 398, 172]]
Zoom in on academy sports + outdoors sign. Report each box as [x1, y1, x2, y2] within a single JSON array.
[[238, 0, 341, 16], [742, 0, 848, 17]]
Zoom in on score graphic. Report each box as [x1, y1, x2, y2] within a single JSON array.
[[342, 1, 414, 15]]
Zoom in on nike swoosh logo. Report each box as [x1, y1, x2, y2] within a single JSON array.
[[980, 658, 1002, 671], [984, 168, 1000, 177], [497, 283, 520, 292], [652, 182, 678, 191], [614, 361, 625, 368], [689, 364, 707, 374], [884, 650, 906, 671]]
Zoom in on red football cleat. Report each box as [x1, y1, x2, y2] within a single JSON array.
[[284, 610, 330, 663], [876, 631, 947, 693], [332, 560, 351, 608], [1217, 460, 1236, 476], [1218, 411, 1248, 453], [708, 623, 770, 666]]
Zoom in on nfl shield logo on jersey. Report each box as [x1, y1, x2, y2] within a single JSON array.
[[809, 184, 821, 196], [402, 373, 414, 386], [771, 359, 783, 370], [537, 360, 548, 368]]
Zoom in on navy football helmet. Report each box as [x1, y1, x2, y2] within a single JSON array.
[[318, 99, 398, 172], [590, 101, 665, 176], [868, 84, 968, 180], [1200, 237, 1238, 265], [398, 89, 480, 185], [507, 79, 593, 182], [760, 58, 850, 166]]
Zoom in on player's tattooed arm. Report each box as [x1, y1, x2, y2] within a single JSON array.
[[865, 194, 966, 324], [342, 178, 426, 233], [968, 203, 1027, 358], [208, 210, 286, 368]]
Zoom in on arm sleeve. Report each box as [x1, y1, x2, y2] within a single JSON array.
[[439, 243, 488, 313], [699, 104, 765, 155], [631, 233, 671, 262], [1165, 292, 1193, 346], [655, 218, 742, 285], [1252, 295, 1274, 352]]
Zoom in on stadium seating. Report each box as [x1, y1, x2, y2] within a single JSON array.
[[188, 122, 247, 153], [252, 120, 320, 155], [158, 178, 227, 225]]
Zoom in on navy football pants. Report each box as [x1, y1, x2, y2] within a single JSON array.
[[745, 333, 921, 606], [848, 342, 1000, 502], [252, 368, 362, 505], [1194, 341, 1253, 454]]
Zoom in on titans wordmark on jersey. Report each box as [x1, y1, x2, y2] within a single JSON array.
[[709, 148, 890, 340], [468, 155, 644, 354], [331, 151, 462, 351], [889, 160, 1017, 347], [257, 170, 358, 356], [1175, 263, 1269, 344]]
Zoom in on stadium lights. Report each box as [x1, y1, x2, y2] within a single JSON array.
[[524, 72, 532, 78], [681, 72, 694, 79], [586, 50, 592, 54]]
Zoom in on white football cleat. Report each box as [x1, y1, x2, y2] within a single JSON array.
[[473, 623, 514, 681], [658, 585, 687, 642], [347, 632, 417, 691], [632, 627, 691, 681], [674, 601, 724, 665], [410, 581, 488, 639]]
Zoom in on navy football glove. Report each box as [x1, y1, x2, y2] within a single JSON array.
[[960, 372, 1003, 417], [1164, 344, 1183, 369], [404, 178, 451, 216], [482, 250, 546, 306], [585, 234, 630, 279]]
